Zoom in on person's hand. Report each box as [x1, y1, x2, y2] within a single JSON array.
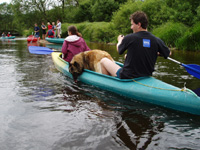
[[124, 54, 127, 59], [117, 35, 124, 42], [116, 35, 124, 51]]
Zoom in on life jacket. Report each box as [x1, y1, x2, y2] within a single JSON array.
[[48, 29, 53, 36], [47, 29, 54, 38], [48, 25, 52, 30]]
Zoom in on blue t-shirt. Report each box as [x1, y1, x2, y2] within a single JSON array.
[[34, 26, 40, 36]]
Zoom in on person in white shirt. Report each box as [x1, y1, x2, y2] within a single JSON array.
[[56, 19, 61, 38]]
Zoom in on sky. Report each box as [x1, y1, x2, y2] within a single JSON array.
[[0, 0, 11, 4]]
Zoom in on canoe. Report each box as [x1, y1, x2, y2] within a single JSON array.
[[51, 52, 200, 115], [0, 36, 15, 39], [46, 37, 64, 44], [27, 35, 40, 42]]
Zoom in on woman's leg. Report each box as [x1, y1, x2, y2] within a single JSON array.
[[57, 29, 61, 38], [100, 58, 121, 76]]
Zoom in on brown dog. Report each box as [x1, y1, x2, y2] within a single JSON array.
[[69, 50, 114, 82]]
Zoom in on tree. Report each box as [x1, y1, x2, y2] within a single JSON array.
[[91, 0, 119, 22], [0, 3, 14, 31]]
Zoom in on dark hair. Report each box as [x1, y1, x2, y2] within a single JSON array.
[[130, 11, 148, 29], [68, 25, 82, 37]]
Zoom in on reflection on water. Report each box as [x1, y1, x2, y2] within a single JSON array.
[[0, 39, 200, 150]]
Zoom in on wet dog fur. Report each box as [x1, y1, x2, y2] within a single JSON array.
[[69, 50, 114, 82]]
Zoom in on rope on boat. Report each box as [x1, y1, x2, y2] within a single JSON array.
[[132, 79, 198, 97]]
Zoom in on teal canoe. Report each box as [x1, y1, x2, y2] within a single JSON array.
[[46, 37, 64, 44], [51, 52, 200, 115], [0, 36, 15, 39]]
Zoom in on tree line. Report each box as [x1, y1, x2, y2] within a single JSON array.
[[1, 0, 200, 51]]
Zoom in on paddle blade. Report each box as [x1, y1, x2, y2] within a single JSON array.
[[28, 46, 54, 54], [182, 64, 200, 79]]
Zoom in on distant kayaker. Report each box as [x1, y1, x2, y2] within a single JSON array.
[[62, 25, 90, 62], [34, 23, 40, 39], [56, 19, 61, 38], [100, 11, 171, 79], [2, 32, 6, 37], [7, 32, 11, 37], [41, 22, 47, 40]]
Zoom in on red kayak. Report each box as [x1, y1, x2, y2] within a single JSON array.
[[27, 35, 40, 42]]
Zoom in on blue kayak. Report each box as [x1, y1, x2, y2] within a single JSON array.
[[51, 52, 200, 115], [46, 37, 64, 44]]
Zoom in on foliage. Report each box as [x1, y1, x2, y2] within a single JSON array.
[[165, 0, 200, 26], [90, 0, 118, 22], [0, 3, 14, 32], [62, 0, 124, 23], [23, 29, 34, 37], [140, 0, 174, 30], [61, 22, 116, 42], [152, 22, 187, 47], [111, 1, 142, 35], [175, 22, 200, 51], [70, 0, 93, 23], [2, 0, 200, 50], [112, 0, 175, 34], [48, 7, 63, 23]]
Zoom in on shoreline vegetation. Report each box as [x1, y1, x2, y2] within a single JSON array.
[[1, 0, 200, 51]]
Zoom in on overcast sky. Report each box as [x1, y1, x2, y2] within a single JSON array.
[[0, 0, 11, 4]]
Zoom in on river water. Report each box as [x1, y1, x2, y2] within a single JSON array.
[[0, 38, 200, 150]]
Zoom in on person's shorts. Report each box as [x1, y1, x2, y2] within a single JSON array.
[[42, 30, 46, 34], [35, 34, 39, 38], [116, 68, 122, 78]]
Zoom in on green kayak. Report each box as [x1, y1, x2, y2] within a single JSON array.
[[51, 52, 200, 116], [45, 37, 64, 44], [1, 36, 15, 39]]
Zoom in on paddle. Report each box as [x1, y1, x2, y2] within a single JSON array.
[[30, 32, 36, 44], [28, 46, 60, 54], [168, 57, 200, 79]]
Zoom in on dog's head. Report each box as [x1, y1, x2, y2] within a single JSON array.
[[69, 61, 84, 83]]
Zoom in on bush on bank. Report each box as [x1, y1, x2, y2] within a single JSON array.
[[61, 22, 117, 43], [152, 22, 187, 48], [175, 22, 200, 51], [61, 20, 200, 51]]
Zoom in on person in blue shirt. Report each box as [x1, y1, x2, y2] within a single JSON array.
[[34, 23, 40, 39]]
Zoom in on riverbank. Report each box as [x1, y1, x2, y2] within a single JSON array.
[[52, 21, 200, 51], [23, 20, 200, 51]]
